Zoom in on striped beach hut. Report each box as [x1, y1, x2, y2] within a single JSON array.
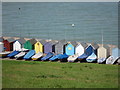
[[0, 42, 4, 53], [75, 42, 88, 56], [55, 40, 67, 54], [34, 39, 47, 53], [13, 38, 26, 51], [44, 40, 58, 54], [24, 38, 37, 50], [3, 38, 15, 51], [97, 45, 110, 59], [65, 41, 78, 56]]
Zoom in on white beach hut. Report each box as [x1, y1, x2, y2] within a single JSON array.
[[75, 42, 88, 56], [13, 38, 26, 51]]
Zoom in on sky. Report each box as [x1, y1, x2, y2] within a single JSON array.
[[1, 0, 120, 2]]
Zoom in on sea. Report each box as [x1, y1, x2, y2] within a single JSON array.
[[2, 2, 118, 45]]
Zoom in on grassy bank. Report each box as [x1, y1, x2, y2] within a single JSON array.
[[2, 60, 118, 88]]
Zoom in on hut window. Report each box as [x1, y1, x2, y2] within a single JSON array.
[[68, 47, 72, 50], [37, 43, 39, 45]]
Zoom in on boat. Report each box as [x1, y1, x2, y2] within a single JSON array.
[[86, 52, 97, 63], [49, 54, 62, 61], [106, 56, 119, 64], [41, 52, 54, 61], [0, 52, 11, 58], [23, 50, 35, 60], [77, 53, 89, 60], [14, 52, 26, 60], [97, 58, 106, 64], [7, 51, 20, 58], [67, 54, 79, 62], [58, 53, 69, 62], [31, 52, 43, 60]]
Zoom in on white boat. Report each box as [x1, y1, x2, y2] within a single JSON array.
[[31, 52, 43, 60], [97, 58, 106, 64], [14, 52, 26, 59], [0, 52, 11, 58], [67, 54, 79, 62], [106, 56, 119, 64], [86, 52, 97, 62]]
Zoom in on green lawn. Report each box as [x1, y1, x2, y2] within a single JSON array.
[[2, 60, 119, 88]]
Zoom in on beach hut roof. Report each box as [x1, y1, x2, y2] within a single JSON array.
[[29, 38, 37, 45], [91, 42, 99, 49], [7, 38, 15, 42], [49, 40, 58, 45], [0, 37, 4, 42], [39, 40, 47, 45], [59, 40, 67, 45], [79, 42, 88, 48], [70, 41, 78, 47], [16, 38, 26, 44]]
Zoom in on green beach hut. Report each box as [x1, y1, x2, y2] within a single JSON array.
[[24, 38, 37, 50]]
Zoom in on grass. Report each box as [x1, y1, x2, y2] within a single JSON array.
[[2, 60, 119, 88]]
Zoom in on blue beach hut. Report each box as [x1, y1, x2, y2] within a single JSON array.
[[65, 42, 77, 56], [112, 47, 120, 59]]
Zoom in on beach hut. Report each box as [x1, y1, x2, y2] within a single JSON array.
[[97, 45, 110, 59], [44, 40, 58, 54], [65, 41, 77, 56], [34, 40, 47, 53], [0, 42, 4, 53], [55, 40, 67, 54], [24, 38, 37, 50], [112, 47, 120, 59], [13, 38, 26, 51], [91, 43, 99, 55], [75, 42, 88, 56], [3, 38, 15, 51], [85, 44, 94, 56]]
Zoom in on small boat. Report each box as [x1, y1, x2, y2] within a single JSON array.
[[67, 54, 79, 62], [0, 52, 11, 58], [106, 56, 119, 64], [7, 51, 20, 58], [23, 50, 35, 60], [86, 52, 97, 63], [41, 52, 54, 61], [58, 53, 69, 62], [49, 54, 62, 61], [77, 53, 88, 60], [14, 52, 26, 60], [97, 58, 106, 64], [31, 52, 43, 60]]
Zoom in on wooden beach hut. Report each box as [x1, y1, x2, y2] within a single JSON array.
[[3, 38, 15, 51], [34, 39, 47, 53], [75, 42, 88, 56], [97, 45, 110, 59], [24, 38, 37, 50], [13, 38, 26, 51], [44, 40, 58, 54], [55, 40, 67, 54], [65, 41, 78, 56], [85, 44, 94, 56], [0, 42, 4, 53]]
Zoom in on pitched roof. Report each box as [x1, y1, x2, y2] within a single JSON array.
[[39, 40, 47, 45], [49, 40, 58, 45], [7, 38, 15, 42], [91, 42, 99, 49], [78, 42, 88, 48], [70, 41, 78, 47], [59, 40, 67, 45], [16, 38, 26, 44], [29, 38, 37, 45]]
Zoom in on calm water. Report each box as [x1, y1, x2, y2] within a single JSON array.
[[2, 2, 118, 45]]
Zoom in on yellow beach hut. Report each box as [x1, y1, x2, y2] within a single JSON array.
[[34, 40, 47, 53]]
